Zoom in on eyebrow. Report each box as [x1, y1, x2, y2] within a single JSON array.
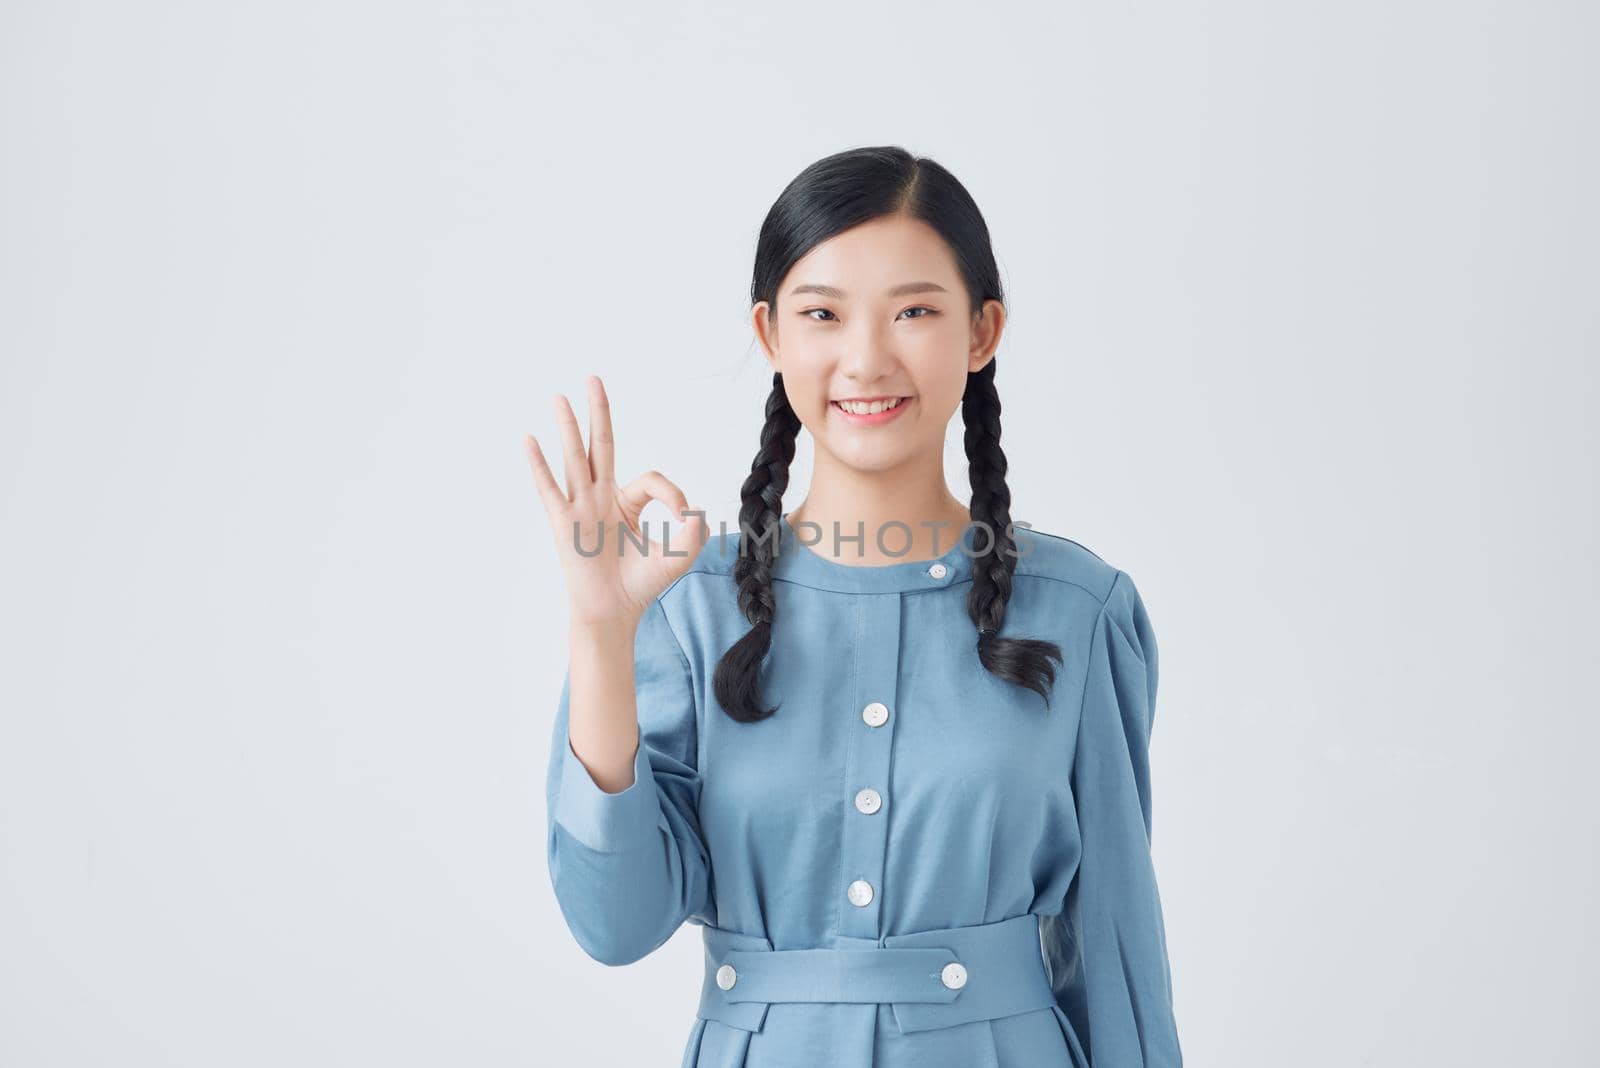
[[788, 281, 949, 299]]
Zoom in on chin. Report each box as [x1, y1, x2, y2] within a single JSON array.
[[819, 439, 921, 474]]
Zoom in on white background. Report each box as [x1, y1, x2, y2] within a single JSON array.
[[2, 2, 1595, 1065]]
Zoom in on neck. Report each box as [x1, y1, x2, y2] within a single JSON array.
[[786, 452, 971, 564]]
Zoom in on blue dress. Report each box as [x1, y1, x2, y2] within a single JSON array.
[[545, 515, 1182, 1067]]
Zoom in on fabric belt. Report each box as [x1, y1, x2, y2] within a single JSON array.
[[696, 913, 1057, 1035]]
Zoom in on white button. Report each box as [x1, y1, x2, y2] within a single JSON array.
[[862, 702, 889, 727], [928, 562, 948, 579], [716, 964, 738, 990], [847, 879, 874, 907], [940, 961, 967, 989], [854, 788, 882, 814]]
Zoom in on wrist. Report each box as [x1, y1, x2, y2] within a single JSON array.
[[567, 611, 643, 643]]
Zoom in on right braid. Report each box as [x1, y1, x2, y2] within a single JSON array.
[[712, 372, 802, 723]]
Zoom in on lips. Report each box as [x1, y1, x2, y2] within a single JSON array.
[[832, 396, 907, 409], [830, 396, 912, 424]]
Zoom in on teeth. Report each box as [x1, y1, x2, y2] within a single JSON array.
[[835, 397, 905, 415]]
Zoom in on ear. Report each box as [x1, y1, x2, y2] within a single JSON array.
[[751, 301, 780, 372], [968, 298, 1004, 373]]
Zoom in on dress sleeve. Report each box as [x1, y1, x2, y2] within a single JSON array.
[[544, 595, 714, 966], [1045, 569, 1183, 1066]]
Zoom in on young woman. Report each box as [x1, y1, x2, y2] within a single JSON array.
[[525, 146, 1182, 1068]]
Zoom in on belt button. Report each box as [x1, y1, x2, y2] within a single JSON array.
[[716, 963, 738, 990], [940, 961, 967, 989]]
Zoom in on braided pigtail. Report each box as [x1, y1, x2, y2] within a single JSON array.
[[963, 358, 1065, 705], [712, 372, 802, 722]]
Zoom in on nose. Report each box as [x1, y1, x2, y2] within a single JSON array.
[[835, 325, 902, 387]]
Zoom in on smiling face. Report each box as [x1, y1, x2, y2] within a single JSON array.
[[752, 213, 1004, 477]]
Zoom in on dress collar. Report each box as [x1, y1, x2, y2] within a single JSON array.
[[764, 512, 981, 595]]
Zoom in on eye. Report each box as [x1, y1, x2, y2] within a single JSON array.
[[803, 306, 934, 322]]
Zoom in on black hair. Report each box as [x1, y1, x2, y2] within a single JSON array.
[[713, 145, 1064, 723]]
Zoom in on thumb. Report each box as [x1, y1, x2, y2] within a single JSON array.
[[658, 505, 709, 578]]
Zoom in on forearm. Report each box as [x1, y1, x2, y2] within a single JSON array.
[[564, 614, 644, 794]]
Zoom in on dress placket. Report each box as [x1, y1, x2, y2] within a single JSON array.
[[837, 592, 902, 942]]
